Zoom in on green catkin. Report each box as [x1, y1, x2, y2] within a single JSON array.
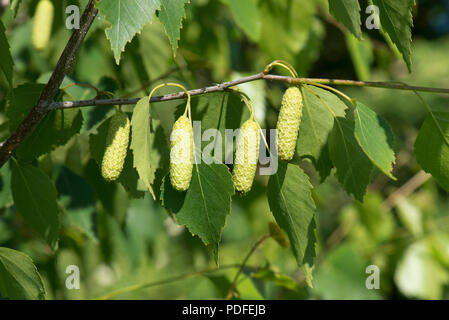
[[170, 115, 194, 191], [232, 119, 260, 194], [276, 86, 303, 161], [101, 112, 130, 182], [32, 0, 54, 51]]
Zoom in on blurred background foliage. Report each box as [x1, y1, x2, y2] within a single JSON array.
[[1, 0, 449, 299]]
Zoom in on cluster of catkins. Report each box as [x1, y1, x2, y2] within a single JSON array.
[[100, 87, 304, 195], [231, 87, 303, 194]]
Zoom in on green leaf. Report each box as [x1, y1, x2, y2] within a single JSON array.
[[158, 0, 189, 55], [328, 0, 362, 38], [17, 109, 83, 161], [161, 163, 234, 256], [224, 0, 261, 41], [252, 267, 300, 291], [11, 161, 60, 250], [259, 0, 315, 62], [0, 20, 13, 90], [314, 142, 333, 183], [372, 0, 414, 71], [0, 247, 45, 300], [89, 114, 144, 198], [96, 0, 161, 64], [7, 84, 44, 131], [267, 161, 317, 285], [0, 162, 13, 208], [414, 106, 449, 191], [297, 85, 347, 161], [328, 116, 373, 201], [354, 102, 396, 179], [10, 0, 23, 17], [6, 84, 83, 161], [131, 97, 156, 198]]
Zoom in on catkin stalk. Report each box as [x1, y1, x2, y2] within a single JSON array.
[[232, 119, 260, 194], [276, 87, 303, 161], [170, 115, 194, 191], [101, 112, 130, 182], [32, 0, 54, 51]]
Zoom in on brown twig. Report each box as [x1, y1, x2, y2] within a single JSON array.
[[0, 0, 98, 168]]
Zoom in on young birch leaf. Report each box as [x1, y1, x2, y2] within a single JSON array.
[[354, 102, 396, 179], [328, 116, 373, 201], [0, 247, 45, 300], [297, 85, 347, 161], [328, 0, 362, 38], [372, 0, 414, 71], [96, 0, 161, 64], [163, 163, 234, 259], [414, 106, 449, 191], [0, 21, 13, 90], [158, 0, 189, 55], [17, 108, 83, 162], [11, 161, 60, 250], [131, 97, 156, 198], [267, 161, 317, 286]]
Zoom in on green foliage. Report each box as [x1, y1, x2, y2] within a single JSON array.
[[161, 162, 235, 261], [328, 116, 373, 201], [267, 162, 316, 285], [414, 105, 449, 191], [328, 0, 362, 38], [11, 161, 60, 250], [0, 247, 45, 300], [159, 0, 189, 54], [354, 102, 396, 179], [372, 0, 414, 71], [96, 0, 161, 64], [130, 97, 156, 198], [0, 21, 13, 89], [224, 0, 261, 41], [297, 85, 347, 161]]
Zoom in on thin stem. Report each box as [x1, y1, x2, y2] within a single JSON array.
[[264, 60, 299, 78], [49, 74, 449, 111], [94, 264, 241, 300], [225, 234, 269, 300]]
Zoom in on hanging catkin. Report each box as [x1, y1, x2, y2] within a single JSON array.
[[170, 115, 194, 191], [276, 87, 303, 161], [232, 119, 260, 194], [101, 112, 130, 182]]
